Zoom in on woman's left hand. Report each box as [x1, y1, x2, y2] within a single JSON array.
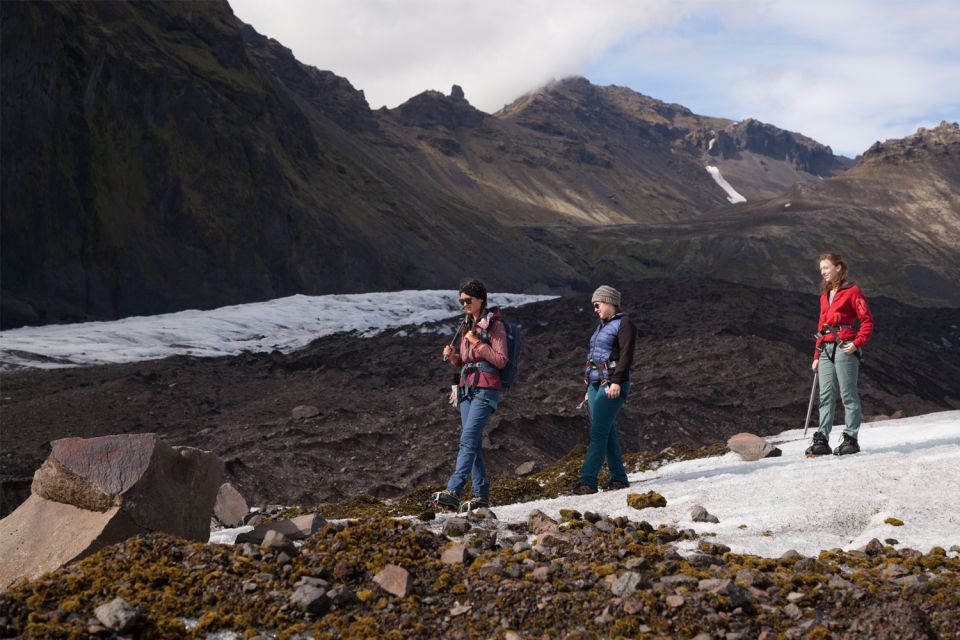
[[464, 330, 479, 345], [841, 342, 858, 354], [606, 383, 621, 399]]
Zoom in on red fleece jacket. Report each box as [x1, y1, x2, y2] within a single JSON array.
[[814, 283, 874, 360]]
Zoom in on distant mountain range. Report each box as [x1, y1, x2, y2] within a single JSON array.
[[2, 0, 958, 328]]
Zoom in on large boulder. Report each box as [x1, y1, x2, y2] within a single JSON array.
[[0, 433, 222, 590], [726, 432, 782, 461]]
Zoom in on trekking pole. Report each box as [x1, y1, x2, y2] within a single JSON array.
[[442, 318, 465, 361], [802, 371, 818, 437]]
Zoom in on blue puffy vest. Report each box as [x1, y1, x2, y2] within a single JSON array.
[[584, 313, 623, 384]]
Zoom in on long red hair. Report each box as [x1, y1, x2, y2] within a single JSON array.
[[818, 253, 848, 292]]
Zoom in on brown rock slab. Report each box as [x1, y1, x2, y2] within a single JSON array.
[[214, 482, 249, 527], [0, 433, 222, 590], [726, 432, 780, 461], [236, 513, 327, 544], [527, 509, 559, 534], [373, 564, 413, 597], [441, 543, 469, 565]]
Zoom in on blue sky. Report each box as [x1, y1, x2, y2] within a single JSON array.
[[229, 0, 959, 157]]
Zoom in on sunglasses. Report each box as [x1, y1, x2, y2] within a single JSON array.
[[459, 297, 474, 306]]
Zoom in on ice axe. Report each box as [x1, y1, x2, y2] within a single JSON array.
[[802, 371, 818, 437]]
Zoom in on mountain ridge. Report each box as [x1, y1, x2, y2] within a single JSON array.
[[2, 0, 958, 328]]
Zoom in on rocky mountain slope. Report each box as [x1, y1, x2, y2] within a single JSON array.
[[1, 0, 884, 329], [564, 121, 960, 307], [3, 279, 958, 516]]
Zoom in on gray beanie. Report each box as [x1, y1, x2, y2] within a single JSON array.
[[591, 285, 621, 307]]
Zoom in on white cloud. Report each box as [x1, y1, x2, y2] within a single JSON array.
[[228, 0, 679, 112], [228, 0, 960, 155]]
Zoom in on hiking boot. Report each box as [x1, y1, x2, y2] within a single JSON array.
[[834, 433, 860, 456], [805, 432, 832, 457], [431, 490, 460, 512], [602, 479, 630, 491], [571, 483, 598, 495], [458, 496, 489, 513]]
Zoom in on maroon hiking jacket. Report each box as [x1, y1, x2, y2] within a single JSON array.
[[447, 307, 509, 390]]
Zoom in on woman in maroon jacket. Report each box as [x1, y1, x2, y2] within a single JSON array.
[[805, 253, 874, 457], [432, 278, 508, 513]]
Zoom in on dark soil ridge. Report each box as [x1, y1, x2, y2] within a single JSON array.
[[2, 278, 959, 517]]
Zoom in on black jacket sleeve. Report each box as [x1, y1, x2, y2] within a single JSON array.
[[610, 316, 636, 385]]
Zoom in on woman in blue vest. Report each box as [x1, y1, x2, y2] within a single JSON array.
[[572, 285, 636, 494]]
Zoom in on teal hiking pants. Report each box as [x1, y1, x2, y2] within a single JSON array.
[[817, 344, 862, 438], [579, 381, 630, 487]]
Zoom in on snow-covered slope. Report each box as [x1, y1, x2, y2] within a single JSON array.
[[493, 411, 960, 556], [0, 290, 555, 370]]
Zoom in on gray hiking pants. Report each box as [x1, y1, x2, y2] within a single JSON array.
[[817, 343, 862, 438]]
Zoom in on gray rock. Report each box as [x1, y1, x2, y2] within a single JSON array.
[[441, 517, 471, 537], [515, 461, 537, 476], [237, 513, 327, 544], [262, 530, 298, 555], [610, 571, 644, 596], [214, 483, 249, 527], [94, 597, 140, 632], [690, 505, 721, 523], [290, 584, 331, 615], [291, 405, 320, 420], [698, 578, 752, 608], [660, 575, 699, 587]]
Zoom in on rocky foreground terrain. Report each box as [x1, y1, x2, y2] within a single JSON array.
[[3, 279, 960, 517], [1, 504, 958, 638]]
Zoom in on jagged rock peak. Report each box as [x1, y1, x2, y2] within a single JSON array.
[[390, 86, 486, 129], [861, 121, 960, 163]]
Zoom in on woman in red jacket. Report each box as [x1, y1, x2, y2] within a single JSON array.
[[805, 253, 874, 457]]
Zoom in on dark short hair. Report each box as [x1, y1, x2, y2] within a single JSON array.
[[458, 278, 487, 301]]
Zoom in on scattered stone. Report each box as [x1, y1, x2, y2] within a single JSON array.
[[291, 405, 320, 420], [373, 564, 413, 598], [441, 543, 470, 565], [515, 461, 537, 476], [528, 509, 559, 534], [698, 579, 751, 608], [610, 571, 643, 596], [450, 603, 471, 617], [624, 557, 650, 571], [726, 432, 782, 461], [213, 482, 249, 527], [780, 549, 803, 562], [783, 603, 803, 619], [626, 491, 667, 510], [261, 530, 298, 556], [93, 598, 140, 633], [236, 513, 327, 544], [885, 517, 905, 526], [582, 511, 602, 524], [559, 509, 582, 521], [290, 584, 331, 615], [690, 505, 720, 523], [441, 517, 471, 537], [665, 594, 685, 608], [531, 566, 552, 582]]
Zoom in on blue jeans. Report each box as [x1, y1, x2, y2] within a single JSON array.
[[579, 382, 630, 486], [446, 387, 500, 498]]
